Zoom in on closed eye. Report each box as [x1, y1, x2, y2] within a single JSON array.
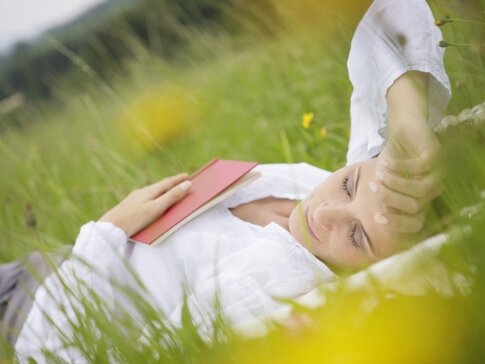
[[341, 176, 351, 198], [343, 167, 366, 250], [350, 223, 358, 247], [341, 167, 357, 199], [349, 166, 376, 256]]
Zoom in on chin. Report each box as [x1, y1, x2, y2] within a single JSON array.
[[288, 202, 305, 245]]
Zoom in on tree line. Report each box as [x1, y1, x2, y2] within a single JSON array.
[[0, 0, 277, 101]]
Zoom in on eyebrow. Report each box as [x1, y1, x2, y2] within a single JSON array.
[[354, 166, 376, 257]]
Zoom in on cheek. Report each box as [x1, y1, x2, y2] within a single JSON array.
[[313, 176, 347, 204], [288, 205, 304, 243], [327, 234, 368, 269], [289, 203, 319, 249], [375, 233, 403, 259]]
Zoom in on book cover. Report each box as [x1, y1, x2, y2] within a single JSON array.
[[129, 159, 259, 245]]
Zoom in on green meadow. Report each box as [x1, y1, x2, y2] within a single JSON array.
[[0, 4, 361, 261], [1, 0, 485, 362]]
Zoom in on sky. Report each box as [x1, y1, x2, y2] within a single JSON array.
[[0, 0, 106, 54]]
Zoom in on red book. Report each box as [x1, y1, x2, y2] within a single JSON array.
[[129, 159, 260, 245]]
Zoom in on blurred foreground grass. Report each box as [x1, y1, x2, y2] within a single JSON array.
[[1, 0, 485, 362]]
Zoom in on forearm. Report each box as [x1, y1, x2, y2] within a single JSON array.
[[386, 71, 430, 137], [375, 71, 444, 231]]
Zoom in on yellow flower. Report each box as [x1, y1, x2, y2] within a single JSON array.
[[435, 15, 451, 26], [319, 127, 328, 138], [119, 86, 199, 153], [302, 112, 314, 129]]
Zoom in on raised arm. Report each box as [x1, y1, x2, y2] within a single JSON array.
[[372, 71, 445, 232], [346, 0, 451, 165], [346, 0, 451, 232]]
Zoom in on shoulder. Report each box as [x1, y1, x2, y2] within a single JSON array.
[[254, 162, 331, 186], [221, 163, 331, 208]]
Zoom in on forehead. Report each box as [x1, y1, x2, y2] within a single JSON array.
[[355, 159, 406, 259]]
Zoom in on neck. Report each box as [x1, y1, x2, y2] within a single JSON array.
[[229, 197, 298, 231]]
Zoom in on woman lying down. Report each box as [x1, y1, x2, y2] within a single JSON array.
[[2, 0, 452, 362]]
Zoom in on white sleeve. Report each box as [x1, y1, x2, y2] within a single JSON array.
[[346, 0, 451, 165], [166, 273, 281, 338], [164, 244, 333, 338], [15, 221, 127, 364]]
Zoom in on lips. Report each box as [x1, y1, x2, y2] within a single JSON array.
[[305, 205, 319, 241]]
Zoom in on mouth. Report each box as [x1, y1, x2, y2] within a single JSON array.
[[305, 205, 319, 241]]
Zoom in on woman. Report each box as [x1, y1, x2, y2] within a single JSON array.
[[5, 0, 451, 362]]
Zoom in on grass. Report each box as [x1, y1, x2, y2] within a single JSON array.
[[0, 27, 354, 261], [1, 0, 485, 362]]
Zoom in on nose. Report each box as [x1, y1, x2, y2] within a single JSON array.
[[313, 203, 348, 232]]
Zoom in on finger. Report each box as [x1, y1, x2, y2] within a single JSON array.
[[381, 149, 442, 176], [143, 173, 189, 199], [380, 158, 429, 176], [382, 205, 401, 215], [373, 210, 426, 233], [369, 181, 429, 215], [149, 180, 192, 214], [375, 168, 445, 199]]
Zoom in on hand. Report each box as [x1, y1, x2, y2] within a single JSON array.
[[371, 119, 445, 232], [99, 173, 192, 237]]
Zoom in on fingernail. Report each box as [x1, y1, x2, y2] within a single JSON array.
[[376, 170, 384, 181], [374, 214, 389, 225], [369, 181, 378, 193], [179, 181, 192, 191]]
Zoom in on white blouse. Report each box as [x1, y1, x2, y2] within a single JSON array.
[[15, 163, 336, 363], [128, 163, 336, 329], [15, 0, 452, 362]]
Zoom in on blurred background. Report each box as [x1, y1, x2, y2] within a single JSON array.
[[0, 0, 375, 259], [1, 0, 485, 362]]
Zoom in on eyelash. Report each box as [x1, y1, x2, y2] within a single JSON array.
[[342, 175, 359, 248], [349, 224, 358, 248], [341, 176, 351, 198]]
